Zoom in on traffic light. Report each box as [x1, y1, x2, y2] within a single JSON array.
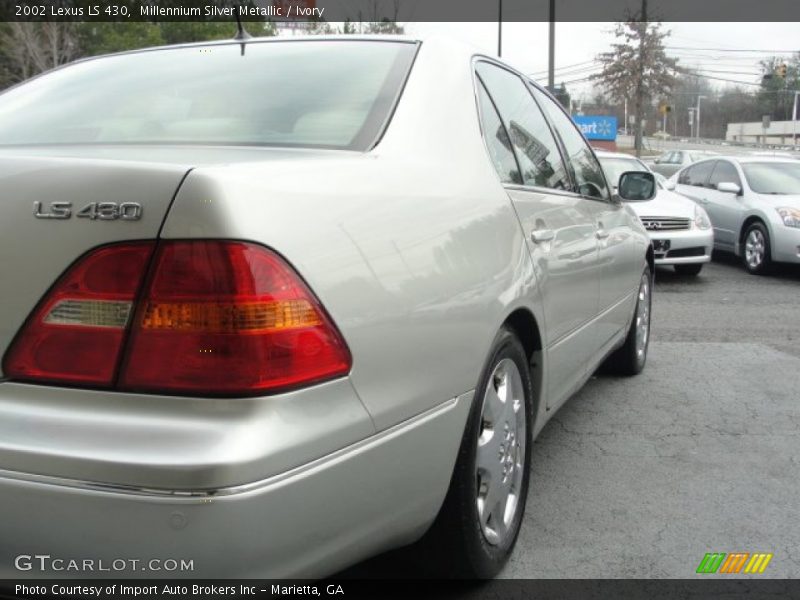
[[777, 64, 788, 79]]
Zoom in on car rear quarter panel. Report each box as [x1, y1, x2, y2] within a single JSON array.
[[160, 39, 542, 431]]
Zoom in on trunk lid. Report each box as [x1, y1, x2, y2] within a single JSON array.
[[0, 151, 192, 376]]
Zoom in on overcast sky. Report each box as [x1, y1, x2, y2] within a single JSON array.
[[405, 22, 800, 102]]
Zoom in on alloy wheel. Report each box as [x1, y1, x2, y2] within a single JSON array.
[[476, 358, 527, 546], [745, 229, 766, 270]]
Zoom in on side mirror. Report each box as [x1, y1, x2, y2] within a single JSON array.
[[653, 158, 661, 164], [663, 180, 677, 191], [618, 171, 657, 202], [716, 182, 742, 195]]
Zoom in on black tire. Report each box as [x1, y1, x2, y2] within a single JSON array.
[[418, 327, 533, 578], [741, 221, 772, 275], [674, 263, 703, 276], [603, 265, 652, 376]]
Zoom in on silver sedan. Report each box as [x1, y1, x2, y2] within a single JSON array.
[[670, 156, 800, 274], [0, 36, 653, 579], [649, 149, 719, 178]]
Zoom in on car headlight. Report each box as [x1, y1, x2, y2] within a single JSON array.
[[777, 207, 800, 229], [694, 206, 712, 230]]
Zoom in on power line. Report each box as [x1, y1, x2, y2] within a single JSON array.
[[688, 68, 763, 76], [527, 59, 597, 77], [665, 45, 798, 54]]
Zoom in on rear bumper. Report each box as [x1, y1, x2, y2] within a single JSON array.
[[0, 391, 472, 579], [649, 228, 713, 266]]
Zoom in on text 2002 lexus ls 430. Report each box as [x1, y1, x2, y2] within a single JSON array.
[[0, 36, 654, 579]]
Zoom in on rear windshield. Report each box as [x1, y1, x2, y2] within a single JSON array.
[[741, 162, 800, 195], [0, 40, 417, 150]]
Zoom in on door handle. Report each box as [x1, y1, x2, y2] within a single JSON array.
[[531, 229, 555, 243], [699, 198, 710, 204], [595, 228, 610, 240]]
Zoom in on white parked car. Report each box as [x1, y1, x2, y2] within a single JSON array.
[[670, 156, 800, 274], [597, 151, 713, 276]]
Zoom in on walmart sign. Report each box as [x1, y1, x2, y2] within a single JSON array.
[[573, 115, 617, 141]]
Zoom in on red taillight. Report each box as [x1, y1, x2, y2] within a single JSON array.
[[3, 241, 352, 396], [3, 243, 156, 386], [119, 241, 351, 395]]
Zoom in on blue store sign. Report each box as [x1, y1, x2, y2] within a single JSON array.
[[572, 115, 617, 141]]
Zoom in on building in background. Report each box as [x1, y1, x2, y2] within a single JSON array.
[[726, 120, 799, 145]]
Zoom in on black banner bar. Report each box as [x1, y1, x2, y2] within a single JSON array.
[[2, 0, 800, 23], [2, 580, 800, 600]]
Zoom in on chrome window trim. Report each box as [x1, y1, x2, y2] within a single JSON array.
[[471, 55, 574, 193]]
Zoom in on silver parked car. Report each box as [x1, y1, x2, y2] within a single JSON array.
[[670, 156, 800, 274], [0, 36, 653, 579], [650, 149, 719, 178], [596, 151, 713, 276]]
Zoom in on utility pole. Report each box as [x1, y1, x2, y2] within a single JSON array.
[[498, 0, 502, 57], [634, 0, 647, 157], [793, 90, 799, 147], [548, 0, 555, 92], [624, 98, 628, 134], [696, 95, 706, 141]]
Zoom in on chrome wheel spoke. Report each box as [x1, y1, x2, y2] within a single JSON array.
[[476, 429, 503, 482]]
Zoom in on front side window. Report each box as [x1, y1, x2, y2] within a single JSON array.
[[530, 86, 610, 201], [475, 62, 570, 191], [685, 161, 716, 187], [0, 40, 417, 150], [709, 161, 742, 189]]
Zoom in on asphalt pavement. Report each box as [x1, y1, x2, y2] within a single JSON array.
[[505, 254, 800, 578], [343, 253, 800, 579]]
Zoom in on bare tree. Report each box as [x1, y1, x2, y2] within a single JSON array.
[[0, 22, 79, 83], [592, 10, 678, 155]]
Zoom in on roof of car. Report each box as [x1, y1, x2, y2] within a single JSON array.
[[48, 34, 425, 73], [709, 155, 800, 164]]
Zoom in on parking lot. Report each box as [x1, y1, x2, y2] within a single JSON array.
[[507, 255, 800, 578], [346, 254, 800, 579]]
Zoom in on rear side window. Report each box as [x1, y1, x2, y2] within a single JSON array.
[[529, 86, 610, 201], [475, 62, 570, 191], [684, 160, 716, 187], [0, 40, 417, 150], [476, 79, 521, 185], [709, 161, 741, 189]]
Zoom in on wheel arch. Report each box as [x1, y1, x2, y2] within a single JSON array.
[[738, 215, 771, 257], [502, 308, 544, 423]]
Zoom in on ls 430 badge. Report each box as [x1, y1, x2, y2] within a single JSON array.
[[34, 201, 143, 221]]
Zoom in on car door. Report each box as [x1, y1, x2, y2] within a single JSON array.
[[531, 86, 641, 357], [475, 61, 601, 410], [703, 159, 745, 248]]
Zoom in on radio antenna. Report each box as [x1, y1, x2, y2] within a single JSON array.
[[233, 3, 251, 55]]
